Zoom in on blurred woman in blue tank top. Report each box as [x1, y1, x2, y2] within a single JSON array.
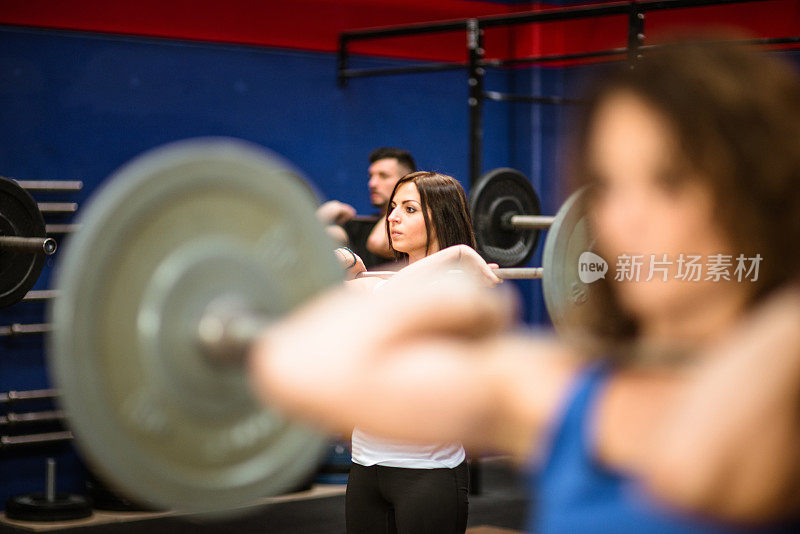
[[251, 36, 800, 532]]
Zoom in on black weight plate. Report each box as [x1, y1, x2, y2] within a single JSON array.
[[5, 493, 93, 522], [0, 177, 47, 307], [469, 168, 541, 267]]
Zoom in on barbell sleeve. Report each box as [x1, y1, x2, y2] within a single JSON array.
[[197, 299, 273, 367], [507, 215, 555, 230], [0, 236, 57, 255]]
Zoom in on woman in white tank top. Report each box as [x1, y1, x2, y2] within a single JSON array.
[[336, 171, 499, 534]]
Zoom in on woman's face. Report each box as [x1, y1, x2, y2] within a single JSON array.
[[387, 181, 438, 262], [587, 91, 739, 327]]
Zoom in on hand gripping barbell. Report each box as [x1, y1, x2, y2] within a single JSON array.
[[47, 138, 592, 513]]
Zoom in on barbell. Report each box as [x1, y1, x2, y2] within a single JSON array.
[[46, 138, 592, 513]]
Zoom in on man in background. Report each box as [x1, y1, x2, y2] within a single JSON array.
[[317, 147, 416, 268]]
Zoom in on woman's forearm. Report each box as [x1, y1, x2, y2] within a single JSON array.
[[246, 269, 528, 446]]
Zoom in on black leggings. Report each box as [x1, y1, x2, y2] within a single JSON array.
[[345, 461, 469, 534]]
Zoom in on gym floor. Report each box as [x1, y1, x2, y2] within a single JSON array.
[[0, 458, 528, 534]]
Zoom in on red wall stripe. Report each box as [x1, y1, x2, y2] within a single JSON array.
[[0, 1, 798, 62]]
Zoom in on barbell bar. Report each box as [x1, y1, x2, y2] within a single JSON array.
[[0, 236, 57, 255], [47, 138, 592, 513], [357, 267, 544, 280], [0, 267, 549, 341], [507, 215, 555, 230]]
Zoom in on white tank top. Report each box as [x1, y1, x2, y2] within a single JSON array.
[[351, 430, 465, 468], [351, 278, 466, 468]]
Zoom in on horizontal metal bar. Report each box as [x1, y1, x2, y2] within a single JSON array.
[[636, 0, 774, 12], [509, 215, 556, 229], [0, 323, 52, 337], [23, 290, 60, 301], [37, 202, 78, 214], [341, 0, 773, 41], [15, 180, 83, 192], [737, 35, 800, 47], [0, 410, 65, 427], [484, 91, 585, 106], [0, 389, 59, 404], [482, 36, 800, 73], [476, 2, 631, 29], [341, 2, 631, 40], [46, 224, 81, 235], [639, 35, 800, 54], [341, 61, 467, 80], [0, 430, 73, 449], [0, 236, 57, 255], [341, 20, 467, 41], [357, 267, 544, 280], [481, 47, 627, 68], [338, 33, 800, 86], [480, 0, 778, 30]]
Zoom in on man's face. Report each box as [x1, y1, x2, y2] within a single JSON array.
[[368, 158, 407, 209]]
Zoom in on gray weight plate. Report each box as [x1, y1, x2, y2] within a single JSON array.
[[541, 188, 592, 334], [48, 138, 342, 513]]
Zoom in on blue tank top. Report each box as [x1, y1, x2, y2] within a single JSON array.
[[529, 364, 800, 534]]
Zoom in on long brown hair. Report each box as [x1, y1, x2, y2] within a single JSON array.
[[386, 172, 476, 261], [571, 38, 800, 354]]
